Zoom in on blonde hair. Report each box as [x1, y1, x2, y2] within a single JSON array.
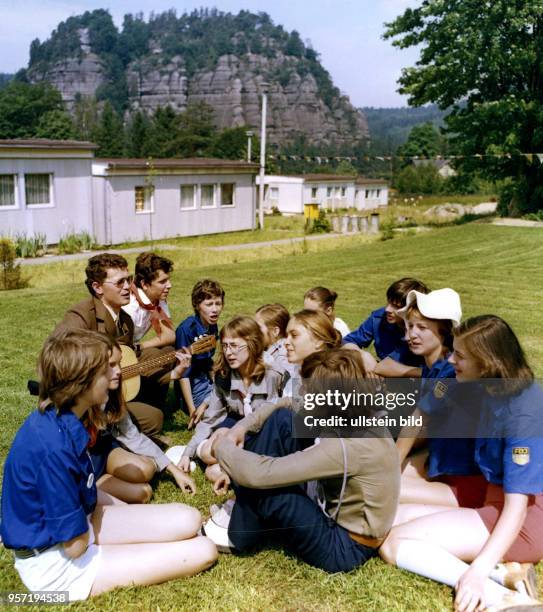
[[454, 315, 533, 394], [291, 309, 342, 349], [255, 303, 290, 338], [38, 329, 111, 414], [214, 315, 266, 382]]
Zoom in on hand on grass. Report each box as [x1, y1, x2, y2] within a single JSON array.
[[167, 463, 196, 494]]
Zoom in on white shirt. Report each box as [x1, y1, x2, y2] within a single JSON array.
[[122, 288, 170, 342], [334, 317, 350, 338]]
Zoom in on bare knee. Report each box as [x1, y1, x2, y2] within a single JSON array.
[[171, 504, 202, 537], [204, 463, 222, 483], [137, 457, 156, 482], [195, 536, 219, 570], [135, 483, 153, 504]]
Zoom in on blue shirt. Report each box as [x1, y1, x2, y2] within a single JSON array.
[[476, 383, 543, 495], [175, 314, 218, 381], [418, 357, 479, 478], [343, 307, 420, 365], [1, 406, 96, 550]]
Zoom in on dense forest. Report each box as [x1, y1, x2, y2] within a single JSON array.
[[23, 9, 341, 115]]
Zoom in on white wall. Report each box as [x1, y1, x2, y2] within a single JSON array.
[[0, 158, 93, 243], [356, 184, 389, 210], [93, 172, 256, 244], [264, 177, 304, 214]]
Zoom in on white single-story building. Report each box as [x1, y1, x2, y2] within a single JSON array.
[[0, 139, 259, 245], [0, 139, 96, 244], [92, 158, 258, 244], [259, 174, 389, 214]]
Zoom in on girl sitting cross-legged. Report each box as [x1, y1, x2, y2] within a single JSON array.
[[0, 329, 217, 602], [177, 315, 283, 488], [379, 315, 543, 612], [203, 348, 400, 573]]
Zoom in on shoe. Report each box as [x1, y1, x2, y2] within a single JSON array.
[[164, 445, 196, 472], [210, 498, 235, 520], [486, 591, 543, 611], [500, 562, 539, 600], [202, 502, 236, 553]]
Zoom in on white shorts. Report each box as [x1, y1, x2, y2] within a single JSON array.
[[14, 519, 101, 601]]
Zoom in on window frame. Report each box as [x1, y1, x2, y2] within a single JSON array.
[[0, 173, 19, 210], [180, 184, 197, 211], [24, 173, 54, 209], [219, 182, 235, 208], [200, 183, 216, 209], [134, 184, 154, 215]]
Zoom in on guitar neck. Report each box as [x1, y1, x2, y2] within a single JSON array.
[[122, 351, 177, 379]]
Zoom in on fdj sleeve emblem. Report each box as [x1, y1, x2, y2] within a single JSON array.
[[433, 381, 448, 399], [512, 447, 530, 466]]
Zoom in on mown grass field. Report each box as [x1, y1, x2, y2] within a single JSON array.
[[1, 222, 542, 611]]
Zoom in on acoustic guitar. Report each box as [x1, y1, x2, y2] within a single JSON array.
[[121, 335, 216, 401]]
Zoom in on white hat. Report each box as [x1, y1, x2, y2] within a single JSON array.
[[397, 288, 462, 327]]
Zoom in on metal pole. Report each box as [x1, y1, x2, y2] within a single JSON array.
[[258, 86, 268, 229], [246, 130, 254, 162]]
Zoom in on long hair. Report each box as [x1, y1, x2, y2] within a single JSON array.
[[291, 309, 342, 349], [38, 329, 111, 414], [214, 315, 266, 382], [454, 315, 533, 395], [304, 286, 338, 311], [102, 340, 128, 426]]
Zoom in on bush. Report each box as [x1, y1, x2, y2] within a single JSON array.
[[14, 232, 47, 258], [305, 210, 331, 234], [58, 232, 97, 254], [0, 239, 29, 290]]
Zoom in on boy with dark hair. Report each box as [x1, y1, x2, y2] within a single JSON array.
[[343, 277, 429, 376], [123, 252, 175, 351], [176, 279, 225, 427]]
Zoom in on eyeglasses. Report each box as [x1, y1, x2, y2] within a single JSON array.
[[103, 275, 133, 289], [222, 343, 248, 354]]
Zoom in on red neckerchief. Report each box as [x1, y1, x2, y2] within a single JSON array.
[[86, 422, 98, 448], [130, 284, 173, 335]]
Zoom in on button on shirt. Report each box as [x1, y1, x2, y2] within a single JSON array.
[[175, 314, 218, 382], [1, 407, 96, 550], [418, 358, 479, 478], [476, 383, 543, 494], [343, 307, 419, 364]]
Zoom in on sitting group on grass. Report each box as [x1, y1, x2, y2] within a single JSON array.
[[1, 251, 542, 612]]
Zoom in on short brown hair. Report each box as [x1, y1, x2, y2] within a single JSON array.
[[214, 315, 265, 382], [85, 253, 128, 296], [454, 315, 533, 394], [291, 310, 342, 350], [255, 303, 290, 338], [134, 252, 173, 288], [387, 278, 429, 306], [38, 328, 111, 413], [191, 278, 225, 312], [304, 286, 338, 309], [405, 304, 454, 351]]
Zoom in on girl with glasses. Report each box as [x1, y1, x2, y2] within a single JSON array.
[[0, 329, 216, 602], [178, 316, 283, 489]]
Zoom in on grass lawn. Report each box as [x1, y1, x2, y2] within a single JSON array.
[[1, 222, 542, 611]]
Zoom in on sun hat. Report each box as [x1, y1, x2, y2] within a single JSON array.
[[397, 288, 462, 327]]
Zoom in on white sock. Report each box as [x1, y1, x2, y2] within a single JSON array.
[[395, 540, 512, 607]]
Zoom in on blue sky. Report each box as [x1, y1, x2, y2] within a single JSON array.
[[0, 0, 421, 107]]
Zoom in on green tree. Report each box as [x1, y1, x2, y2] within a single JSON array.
[[396, 163, 443, 195], [397, 123, 445, 160], [94, 101, 124, 156], [211, 126, 259, 161], [385, 0, 543, 214], [0, 81, 64, 138], [35, 109, 76, 139], [125, 110, 151, 157], [173, 102, 216, 157]]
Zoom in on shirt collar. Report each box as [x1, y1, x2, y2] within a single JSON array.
[[48, 406, 90, 454], [102, 300, 119, 323], [230, 370, 268, 395], [137, 287, 152, 305]]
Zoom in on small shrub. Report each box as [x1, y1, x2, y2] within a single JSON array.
[[306, 210, 331, 234], [14, 232, 47, 258], [78, 231, 97, 251], [0, 239, 30, 290], [522, 210, 543, 222], [270, 206, 282, 216], [57, 232, 97, 254]]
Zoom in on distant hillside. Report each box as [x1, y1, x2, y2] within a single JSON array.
[[362, 105, 447, 153], [0, 74, 14, 89], [21, 8, 368, 148]]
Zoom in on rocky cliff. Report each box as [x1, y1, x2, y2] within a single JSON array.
[[25, 11, 368, 148]]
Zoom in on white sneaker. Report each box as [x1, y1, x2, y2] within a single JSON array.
[[203, 502, 236, 553], [210, 498, 235, 520], [165, 445, 196, 472], [499, 562, 539, 599]]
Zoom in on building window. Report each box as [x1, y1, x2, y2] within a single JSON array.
[[311, 187, 318, 200], [201, 184, 215, 208], [376, 189, 381, 198], [135, 185, 154, 213], [25, 174, 51, 207], [220, 183, 235, 207], [365, 189, 370, 198], [270, 187, 279, 200], [0, 174, 16, 208], [180, 184, 196, 210], [326, 187, 332, 198], [340, 187, 346, 197]]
